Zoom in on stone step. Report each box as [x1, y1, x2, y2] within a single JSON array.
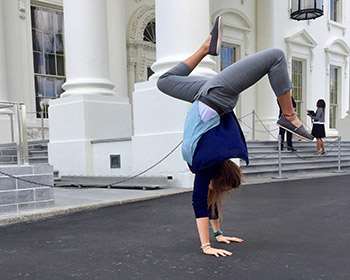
[[242, 159, 350, 172], [244, 156, 350, 168], [246, 142, 350, 150], [245, 140, 350, 148], [244, 153, 350, 162], [0, 156, 16, 163], [245, 150, 350, 158], [0, 139, 49, 166], [0, 149, 17, 156], [242, 164, 350, 178], [29, 157, 49, 164], [29, 150, 48, 158], [0, 139, 49, 149], [241, 140, 350, 178]]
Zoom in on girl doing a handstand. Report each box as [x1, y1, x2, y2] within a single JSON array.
[[157, 17, 313, 257]]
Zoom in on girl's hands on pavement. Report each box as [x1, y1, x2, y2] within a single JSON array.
[[216, 235, 244, 244], [202, 246, 232, 257]]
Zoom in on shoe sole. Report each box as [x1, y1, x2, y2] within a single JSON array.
[[276, 123, 313, 142], [215, 17, 223, 55]]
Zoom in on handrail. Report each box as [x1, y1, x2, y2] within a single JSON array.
[[26, 111, 46, 140], [0, 101, 29, 165]]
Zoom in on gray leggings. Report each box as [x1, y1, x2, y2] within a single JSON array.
[[157, 48, 293, 114]]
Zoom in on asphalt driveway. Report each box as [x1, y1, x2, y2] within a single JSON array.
[[0, 174, 349, 279]]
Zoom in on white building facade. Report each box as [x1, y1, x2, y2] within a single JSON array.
[[0, 0, 349, 187]]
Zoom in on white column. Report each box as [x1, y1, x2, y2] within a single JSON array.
[[150, 0, 216, 79], [338, 57, 350, 140], [106, 0, 129, 101], [129, 0, 214, 188], [0, 0, 9, 102], [61, 0, 114, 97], [0, 0, 13, 144], [49, 0, 132, 176], [255, 0, 280, 140]]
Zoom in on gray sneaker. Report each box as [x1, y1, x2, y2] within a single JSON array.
[[277, 117, 314, 141], [209, 16, 223, 56]]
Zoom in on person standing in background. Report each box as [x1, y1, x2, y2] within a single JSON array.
[[308, 99, 326, 155], [277, 96, 297, 151]]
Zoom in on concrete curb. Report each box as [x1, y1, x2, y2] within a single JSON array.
[[0, 188, 191, 228]]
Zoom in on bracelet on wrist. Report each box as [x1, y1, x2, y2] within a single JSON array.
[[200, 242, 211, 249], [214, 230, 223, 237]]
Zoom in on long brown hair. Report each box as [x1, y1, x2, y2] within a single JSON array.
[[208, 160, 242, 219], [317, 99, 326, 112]]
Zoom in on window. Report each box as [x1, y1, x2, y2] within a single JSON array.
[[31, 5, 65, 118], [330, 0, 341, 22], [329, 67, 339, 129], [291, 60, 303, 118], [143, 20, 156, 80], [147, 67, 154, 80], [220, 44, 237, 71], [143, 21, 156, 44]]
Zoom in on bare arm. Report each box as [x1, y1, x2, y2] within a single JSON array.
[[210, 219, 244, 244], [196, 217, 232, 257], [196, 217, 210, 245]]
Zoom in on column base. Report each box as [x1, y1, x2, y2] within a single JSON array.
[[48, 94, 132, 176], [0, 112, 14, 144], [130, 80, 194, 188], [338, 116, 350, 141], [48, 80, 194, 187]]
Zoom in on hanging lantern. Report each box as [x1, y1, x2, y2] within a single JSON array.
[[291, 0, 324, 21]]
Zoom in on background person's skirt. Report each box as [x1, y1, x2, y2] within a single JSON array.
[[311, 123, 326, 138]]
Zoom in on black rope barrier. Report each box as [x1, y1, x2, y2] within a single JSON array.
[[0, 141, 183, 189]]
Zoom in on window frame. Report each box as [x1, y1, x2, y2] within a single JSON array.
[[30, 3, 66, 118], [329, 66, 340, 129], [330, 0, 342, 23], [220, 43, 238, 71], [291, 59, 305, 119]]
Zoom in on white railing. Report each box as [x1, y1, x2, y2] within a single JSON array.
[[0, 101, 28, 165]]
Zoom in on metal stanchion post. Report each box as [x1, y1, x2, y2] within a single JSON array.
[[15, 102, 23, 165], [9, 110, 14, 142], [20, 104, 29, 164], [41, 111, 45, 140], [332, 136, 346, 174], [252, 110, 255, 141], [272, 135, 287, 179]]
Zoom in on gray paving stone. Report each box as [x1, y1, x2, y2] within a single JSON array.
[[0, 177, 16, 191], [17, 190, 35, 203], [35, 188, 54, 201], [33, 164, 53, 175], [0, 190, 34, 205], [0, 166, 34, 176], [0, 204, 17, 214], [0, 191, 16, 205], [17, 174, 53, 189]]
